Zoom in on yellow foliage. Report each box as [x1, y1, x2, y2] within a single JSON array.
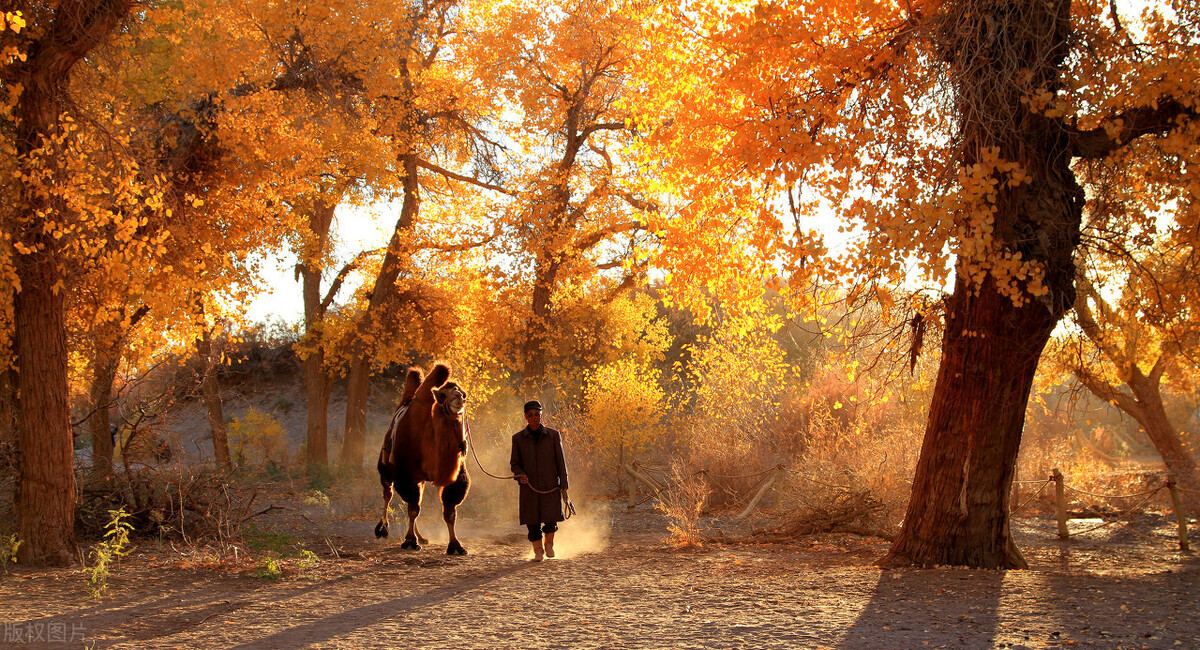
[[581, 358, 665, 479], [228, 409, 289, 466]]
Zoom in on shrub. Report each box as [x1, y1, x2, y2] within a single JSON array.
[[228, 408, 289, 466], [86, 508, 134, 597]]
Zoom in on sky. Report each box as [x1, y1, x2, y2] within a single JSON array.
[[242, 203, 395, 327]]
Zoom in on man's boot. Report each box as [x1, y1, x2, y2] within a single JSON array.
[[544, 532, 555, 558], [531, 539, 545, 562]]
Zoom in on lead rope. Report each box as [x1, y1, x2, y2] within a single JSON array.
[[463, 414, 574, 520]]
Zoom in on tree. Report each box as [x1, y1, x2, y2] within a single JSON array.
[[1049, 247, 1200, 504], [2, 0, 137, 565], [0, 0, 321, 561], [635, 0, 1199, 567], [332, 0, 507, 467], [472, 0, 656, 394]]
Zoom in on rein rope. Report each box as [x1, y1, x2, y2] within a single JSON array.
[[463, 414, 575, 519]]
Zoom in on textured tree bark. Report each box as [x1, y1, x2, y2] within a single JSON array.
[[882, 276, 1059, 568], [14, 250, 76, 566], [6, 0, 135, 565]]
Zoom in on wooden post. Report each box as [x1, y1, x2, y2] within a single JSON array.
[[1167, 478, 1190, 552], [627, 461, 638, 509], [1052, 468, 1069, 540]]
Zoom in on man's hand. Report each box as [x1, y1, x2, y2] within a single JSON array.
[[515, 474, 529, 485], [560, 489, 569, 503]]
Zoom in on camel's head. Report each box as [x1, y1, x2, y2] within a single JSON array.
[[435, 381, 468, 416]]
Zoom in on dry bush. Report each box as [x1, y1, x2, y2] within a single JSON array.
[[769, 487, 886, 538], [656, 463, 711, 547], [78, 464, 258, 555], [783, 394, 923, 532]]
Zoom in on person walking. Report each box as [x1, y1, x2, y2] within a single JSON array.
[[510, 400, 569, 561]]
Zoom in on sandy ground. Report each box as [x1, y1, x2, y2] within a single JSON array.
[[1, 504, 1198, 649]]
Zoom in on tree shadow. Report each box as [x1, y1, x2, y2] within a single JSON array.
[[6, 567, 379, 644], [839, 568, 1005, 649], [226, 561, 533, 648], [1032, 550, 1200, 646]]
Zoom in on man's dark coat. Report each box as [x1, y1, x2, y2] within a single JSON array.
[[510, 426, 569, 525]]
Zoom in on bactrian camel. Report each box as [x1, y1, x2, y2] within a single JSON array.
[[374, 363, 470, 555]]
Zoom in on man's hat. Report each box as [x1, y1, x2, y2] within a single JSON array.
[[523, 400, 543, 413]]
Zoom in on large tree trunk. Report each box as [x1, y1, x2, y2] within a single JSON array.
[[340, 154, 419, 467], [883, 276, 1059, 568], [14, 250, 76, 566], [883, 0, 1080, 568], [7, 0, 134, 565]]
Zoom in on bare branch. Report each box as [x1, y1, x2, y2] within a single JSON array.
[[321, 248, 382, 313], [415, 158, 512, 195]]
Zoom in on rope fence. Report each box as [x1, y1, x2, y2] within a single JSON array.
[[625, 460, 1195, 551], [1036, 467, 1192, 552], [1009, 479, 1052, 515]]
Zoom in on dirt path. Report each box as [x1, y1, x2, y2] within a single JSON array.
[[2, 507, 1198, 649]]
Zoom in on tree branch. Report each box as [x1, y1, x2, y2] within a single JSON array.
[[580, 122, 630, 140], [418, 232, 498, 253], [1072, 362, 1143, 421], [574, 220, 643, 252], [320, 249, 381, 313], [1074, 273, 1129, 369], [415, 158, 512, 195], [1068, 99, 1198, 159]]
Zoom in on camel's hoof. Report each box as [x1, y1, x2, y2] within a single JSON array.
[[417, 535, 430, 545], [374, 522, 389, 539], [400, 538, 421, 551], [446, 541, 467, 556]]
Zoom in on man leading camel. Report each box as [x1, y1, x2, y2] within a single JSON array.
[[510, 400, 570, 561]]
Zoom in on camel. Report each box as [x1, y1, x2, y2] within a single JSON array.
[[374, 363, 471, 555]]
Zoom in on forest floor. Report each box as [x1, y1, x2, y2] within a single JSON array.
[[1, 500, 1198, 649]]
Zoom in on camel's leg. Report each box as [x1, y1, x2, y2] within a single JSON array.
[[398, 477, 424, 550], [374, 464, 393, 539], [374, 484, 393, 539], [441, 464, 470, 555]]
